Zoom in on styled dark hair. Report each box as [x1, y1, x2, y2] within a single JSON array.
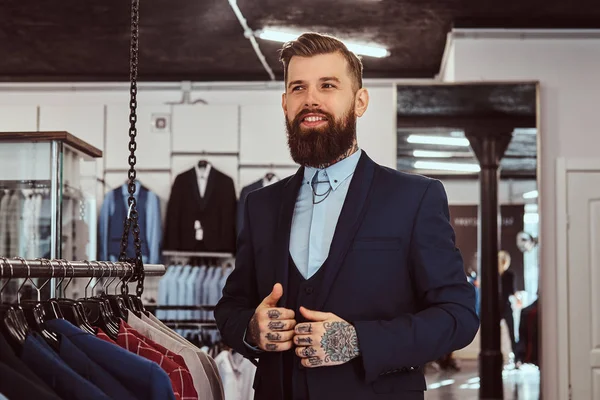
[[279, 32, 363, 91]]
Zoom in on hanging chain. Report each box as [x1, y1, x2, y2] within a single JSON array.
[[119, 0, 144, 297]]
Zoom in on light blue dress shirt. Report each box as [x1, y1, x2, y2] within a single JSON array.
[[243, 149, 361, 351], [290, 149, 362, 279]]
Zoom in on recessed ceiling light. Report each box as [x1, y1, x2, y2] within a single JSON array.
[[522, 190, 538, 199], [256, 29, 390, 58], [407, 135, 470, 147], [414, 161, 481, 173], [413, 150, 454, 158]]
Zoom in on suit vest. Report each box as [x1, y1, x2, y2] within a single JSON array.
[[282, 254, 330, 400]]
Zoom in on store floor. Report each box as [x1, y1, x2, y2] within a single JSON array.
[[424, 360, 540, 400]]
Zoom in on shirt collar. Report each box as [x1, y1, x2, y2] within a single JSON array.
[[195, 163, 212, 180], [304, 148, 362, 191]]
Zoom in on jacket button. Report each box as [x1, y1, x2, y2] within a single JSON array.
[[305, 286, 313, 294]]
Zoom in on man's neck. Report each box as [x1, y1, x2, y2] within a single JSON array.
[[316, 143, 359, 169]]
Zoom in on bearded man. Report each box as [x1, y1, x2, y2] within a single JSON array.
[[215, 32, 479, 400]]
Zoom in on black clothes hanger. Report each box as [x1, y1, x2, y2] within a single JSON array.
[[53, 260, 95, 335], [0, 258, 27, 351], [197, 159, 209, 168], [78, 262, 119, 340], [12, 258, 60, 352], [100, 262, 130, 321]]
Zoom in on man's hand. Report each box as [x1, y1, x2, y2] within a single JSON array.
[[247, 283, 296, 352], [293, 306, 360, 368]]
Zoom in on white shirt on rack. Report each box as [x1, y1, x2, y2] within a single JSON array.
[[215, 350, 255, 400], [195, 163, 212, 198]]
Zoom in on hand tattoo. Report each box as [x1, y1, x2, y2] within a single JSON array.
[[266, 332, 281, 341], [308, 357, 323, 366], [301, 347, 317, 357], [247, 313, 260, 346], [268, 321, 285, 330], [266, 343, 278, 351], [267, 310, 281, 319], [320, 321, 360, 363], [297, 337, 312, 345], [296, 324, 312, 334]]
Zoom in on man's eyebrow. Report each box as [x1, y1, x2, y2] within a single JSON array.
[[320, 77, 341, 83], [287, 77, 341, 89]]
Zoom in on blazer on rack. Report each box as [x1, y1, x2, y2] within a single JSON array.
[[215, 151, 479, 400], [164, 166, 237, 253]]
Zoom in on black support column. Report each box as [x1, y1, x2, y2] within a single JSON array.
[[465, 130, 512, 400]]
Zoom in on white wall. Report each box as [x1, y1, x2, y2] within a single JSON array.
[[0, 82, 397, 209], [441, 29, 600, 400]]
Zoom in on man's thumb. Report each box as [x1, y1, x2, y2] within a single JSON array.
[[261, 283, 283, 307], [300, 306, 330, 321]]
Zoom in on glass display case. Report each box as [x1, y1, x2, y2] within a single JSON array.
[[0, 131, 102, 298]]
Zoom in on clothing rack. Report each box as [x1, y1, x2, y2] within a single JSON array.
[[238, 163, 298, 169], [149, 305, 216, 311], [0, 179, 51, 190], [0, 258, 166, 279], [162, 250, 234, 259], [162, 321, 219, 330]]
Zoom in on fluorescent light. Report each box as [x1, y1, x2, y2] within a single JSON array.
[[414, 161, 481, 172], [256, 29, 390, 58], [524, 213, 539, 224], [413, 150, 453, 158], [407, 135, 470, 147], [523, 190, 538, 199]]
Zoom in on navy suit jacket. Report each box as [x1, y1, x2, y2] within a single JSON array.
[[215, 151, 479, 400], [46, 319, 175, 400]]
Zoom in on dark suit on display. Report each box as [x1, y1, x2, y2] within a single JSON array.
[[215, 151, 479, 400], [164, 166, 237, 253]]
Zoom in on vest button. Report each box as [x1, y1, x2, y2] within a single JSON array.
[[305, 286, 314, 294]]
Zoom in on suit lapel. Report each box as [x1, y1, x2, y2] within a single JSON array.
[[274, 167, 304, 308], [314, 152, 377, 310]]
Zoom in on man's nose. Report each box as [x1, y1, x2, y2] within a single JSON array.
[[304, 87, 320, 108]]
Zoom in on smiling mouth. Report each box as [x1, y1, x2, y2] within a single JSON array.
[[302, 115, 327, 123]]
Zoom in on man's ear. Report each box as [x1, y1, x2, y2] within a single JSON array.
[[354, 88, 369, 117], [282, 92, 288, 115]]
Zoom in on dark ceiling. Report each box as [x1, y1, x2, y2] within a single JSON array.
[[1, 0, 599, 82], [395, 83, 538, 179]]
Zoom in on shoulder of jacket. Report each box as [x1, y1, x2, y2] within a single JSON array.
[[376, 164, 438, 188]]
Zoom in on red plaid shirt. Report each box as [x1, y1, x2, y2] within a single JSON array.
[[96, 322, 198, 400]]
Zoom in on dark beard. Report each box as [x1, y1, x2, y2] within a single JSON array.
[[286, 108, 357, 168]]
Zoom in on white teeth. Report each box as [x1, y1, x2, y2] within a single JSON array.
[[304, 116, 326, 122]]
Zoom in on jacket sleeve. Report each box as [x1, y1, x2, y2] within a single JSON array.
[[353, 180, 480, 384], [214, 192, 261, 360]]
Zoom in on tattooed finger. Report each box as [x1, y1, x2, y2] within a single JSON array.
[[267, 309, 281, 319], [296, 346, 317, 358], [295, 336, 313, 345], [266, 332, 281, 341], [295, 323, 312, 334], [265, 343, 278, 351], [268, 321, 285, 331], [306, 357, 323, 367]]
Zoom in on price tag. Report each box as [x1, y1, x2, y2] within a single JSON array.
[[194, 220, 204, 241]]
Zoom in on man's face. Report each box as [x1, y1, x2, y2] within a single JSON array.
[[282, 52, 369, 168]]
